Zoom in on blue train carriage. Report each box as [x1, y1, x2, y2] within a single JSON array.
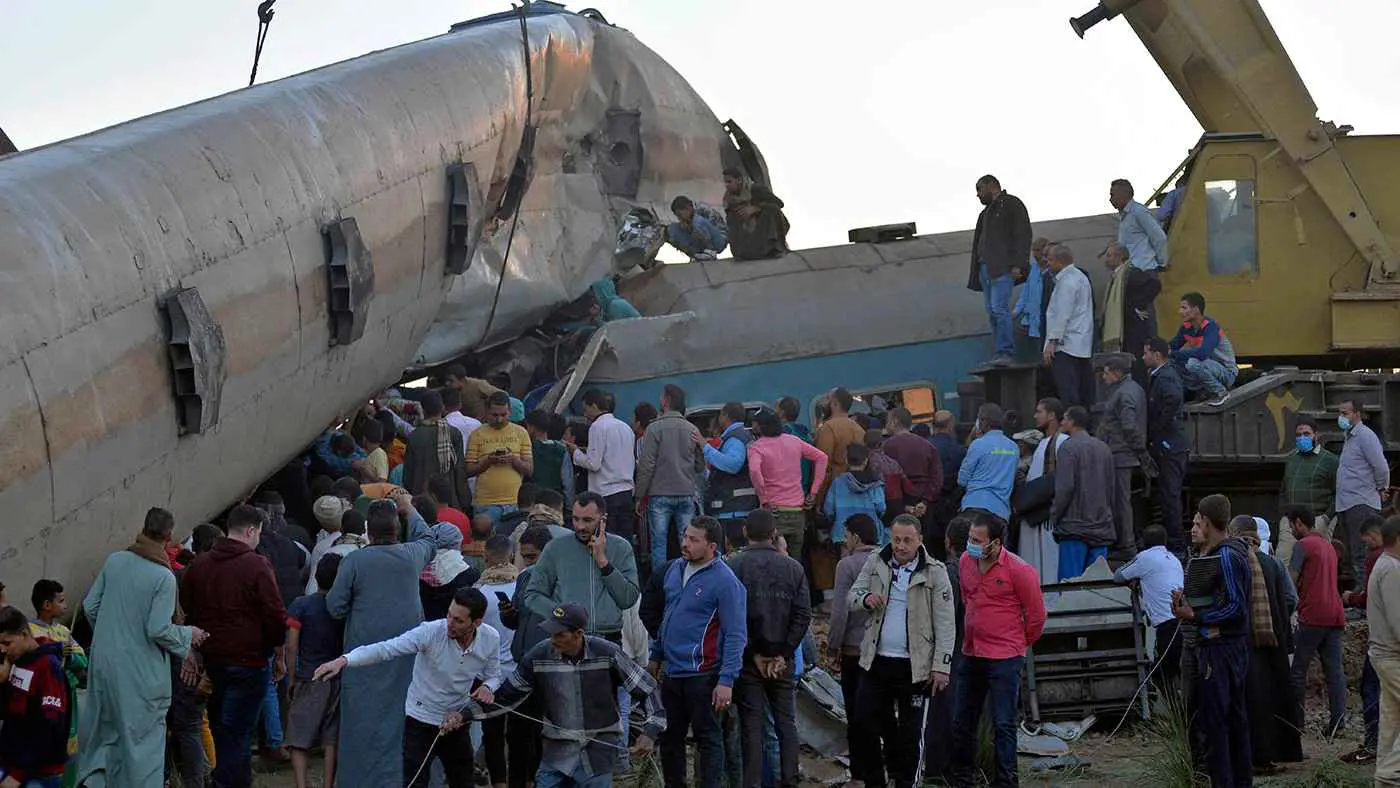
[[543, 214, 1119, 428]]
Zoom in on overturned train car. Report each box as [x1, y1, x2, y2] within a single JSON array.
[[0, 5, 736, 593]]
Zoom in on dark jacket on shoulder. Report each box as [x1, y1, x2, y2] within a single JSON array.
[[968, 191, 1032, 287], [182, 538, 288, 667], [726, 543, 811, 659], [1146, 363, 1191, 453]]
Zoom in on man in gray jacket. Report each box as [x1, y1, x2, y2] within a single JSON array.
[[826, 515, 880, 786], [1096, 353, 1153, 558], [1053, 406, 1117, 581], [848, 514, 956, 788], [635, 384, 707, 574]]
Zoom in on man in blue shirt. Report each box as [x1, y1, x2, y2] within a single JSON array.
[[667, 196, 728, 260], [1110, 179, 1169, 272], [957, 404, 1018, 521]]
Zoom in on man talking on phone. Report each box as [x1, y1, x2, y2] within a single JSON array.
[[521, 491, 643, 761]]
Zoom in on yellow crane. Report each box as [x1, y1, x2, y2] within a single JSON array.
[[1074, 0, 1400, 363]]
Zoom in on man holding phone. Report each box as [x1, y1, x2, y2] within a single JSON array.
[[467, 393, 534, 523]]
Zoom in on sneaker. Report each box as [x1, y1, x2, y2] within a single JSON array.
[[1206, 392, 1229, 407], [989, 354, 1014, 367], [1340, 747, 1376, 764]]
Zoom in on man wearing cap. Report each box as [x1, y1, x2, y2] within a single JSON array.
[[313, 587, 502, 788], [1096, 353, 1153, 558], [462, 602, 665, 787]]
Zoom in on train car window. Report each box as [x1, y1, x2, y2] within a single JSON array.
[[685, 402, 773, 438], [809, 383, 938, 425], [1204, 179, 1258, 276]]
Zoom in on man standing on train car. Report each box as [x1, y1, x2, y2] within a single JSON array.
[[1336, 399, 1391, 585], [1143, 337, 1190, 555], [1042, 245, 1096, 409], [1096, 353, 1152, 558], [968, 174, 1032, 366]]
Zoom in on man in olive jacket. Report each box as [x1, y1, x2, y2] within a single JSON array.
[[968, 174, 1032, 365], [848, 514, 956, 788]]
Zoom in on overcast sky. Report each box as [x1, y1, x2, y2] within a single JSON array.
[[3, 1, 1397, 250]]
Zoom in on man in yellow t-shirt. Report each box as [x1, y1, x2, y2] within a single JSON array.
[[467, 392, 534, 521]]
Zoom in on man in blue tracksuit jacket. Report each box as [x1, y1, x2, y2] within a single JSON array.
[[649, 516, 747, 788]]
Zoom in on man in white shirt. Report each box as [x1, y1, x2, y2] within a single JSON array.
[[566, 389, 639, 543], [1042, 244, 1096, 409], [313, 587, 502, 788], [443, 388, 482, 459], [1018, 397, 1070, 583], [1113, 525, 1184, 688]]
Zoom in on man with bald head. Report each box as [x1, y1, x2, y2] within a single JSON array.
[[1042, 244, 1095, 408]]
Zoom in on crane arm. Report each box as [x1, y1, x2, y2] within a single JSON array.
[[1072, 0, 1400, 285]]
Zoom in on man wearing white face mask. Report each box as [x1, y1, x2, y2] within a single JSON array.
[[1336, 400, 1391, 584]]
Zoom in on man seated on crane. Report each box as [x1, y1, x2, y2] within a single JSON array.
[[1168, 291, 1239, 408]]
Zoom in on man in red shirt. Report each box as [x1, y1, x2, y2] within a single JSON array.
[[949, 511, 1046, 787], [1285, 504, 1348, 738]]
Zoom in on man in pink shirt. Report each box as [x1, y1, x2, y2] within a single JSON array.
[[748, 411, 829, 560], [950, 511, 1046, 787]]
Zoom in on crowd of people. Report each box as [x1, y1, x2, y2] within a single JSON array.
[[0, 172, 1395, 788]]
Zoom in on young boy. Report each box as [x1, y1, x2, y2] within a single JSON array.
[[822, 443, 887, 545], [285, 555, 346, 788], [358, 419, 390, 483], [0, 605, 72, 788], [30, 580, 86, 786]]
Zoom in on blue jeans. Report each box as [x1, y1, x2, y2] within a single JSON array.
[[479, 504, 517, 524], [950, 656, 1023, 787], [980, 263, 1015, 357], [1057, 539, 1108, 581], [535, 765, 612, 788], [260, 656, 283, 748], [647, 495, 696, 571], [761, 703, 780, 787], [208, 664, 271, 788], [17, 778, 61, 788], [1176, 356, 1236, 397]]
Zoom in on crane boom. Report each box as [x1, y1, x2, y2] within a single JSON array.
[[1073, 0, 1400, 286]]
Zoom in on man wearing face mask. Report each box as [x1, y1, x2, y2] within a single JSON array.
[[949, 512, 1046, 788], [1276, 418, 1340, 565], [1336, 400, 1392, 584]]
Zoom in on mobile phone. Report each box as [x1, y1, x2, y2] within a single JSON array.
[[493, 447, 510, 455], [494, 591, 511, 605]]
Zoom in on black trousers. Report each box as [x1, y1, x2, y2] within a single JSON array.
[[856, 656, 927, 788], [660, 674, 725, 788], [605, 490, 637, 542], [1191, 641, 1252, 788], [838, 656, 877, 785], [482, 713, 507, 786], [1051, 352, 1095, 409], [403, 716, 474, 788], [1153, 619, 1182, 692], [1151, 447, 1189, 553], [736, 660, 799, 788], [506, 694, 543, 788]]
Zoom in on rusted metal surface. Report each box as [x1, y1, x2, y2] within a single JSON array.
[[0, 7, 734, 593]]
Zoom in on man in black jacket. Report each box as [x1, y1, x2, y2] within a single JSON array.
[[1096, 353, 1153, 557], [1143, 337, 1190, 553], [727, 509, 811, 788], [1100, 243, 1162, 388], [968, 174, 1032, 365]]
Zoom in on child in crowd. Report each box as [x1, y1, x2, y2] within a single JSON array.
[[285, 555, 346, 788], [823, 443, 887, 545], [30, 580, 86, 787], [358, 419, 390, 483], [0, 605, 72, 788]]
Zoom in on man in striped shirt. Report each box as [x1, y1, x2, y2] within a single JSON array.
[[463, 603, 664, 787]]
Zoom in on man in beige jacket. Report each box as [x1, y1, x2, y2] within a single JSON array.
[[848, 514, 957, 788]]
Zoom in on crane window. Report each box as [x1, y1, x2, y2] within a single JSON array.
[[1204, 179, 1258, 276]]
